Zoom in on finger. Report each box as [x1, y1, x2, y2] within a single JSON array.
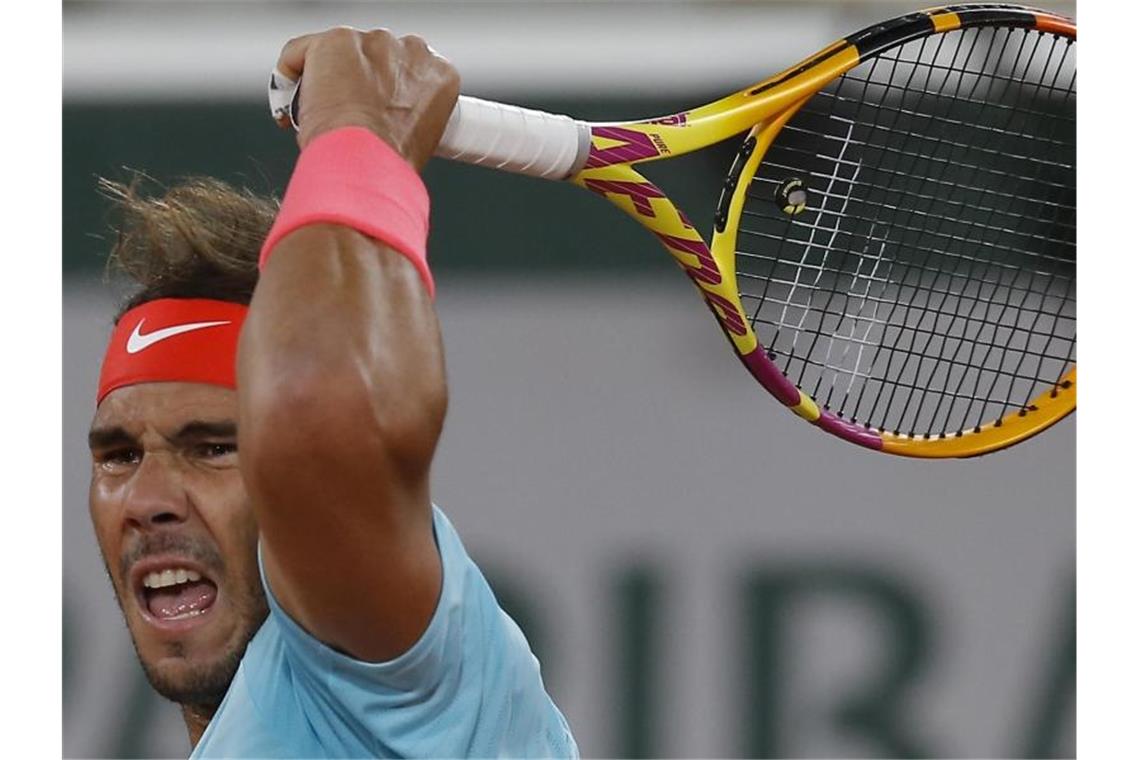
[[407, 36, 451, 66], [275, 32, 322, 81], [400, 33, 429, 52]]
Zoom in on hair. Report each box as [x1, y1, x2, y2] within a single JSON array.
[[100, 174, 279, 322]]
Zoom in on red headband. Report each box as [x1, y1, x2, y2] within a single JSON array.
[[97, 298, 249, 404]]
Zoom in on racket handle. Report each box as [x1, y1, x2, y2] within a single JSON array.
[[268, 70, 591, 181], [440, 96, 591, 180]]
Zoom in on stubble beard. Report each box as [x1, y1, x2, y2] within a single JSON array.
[[133, 594, 267, 711], [106, 534, 270, 711]]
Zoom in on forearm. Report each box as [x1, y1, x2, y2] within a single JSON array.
[[244, 223, 444, 441], [238, 221, 446, 500]]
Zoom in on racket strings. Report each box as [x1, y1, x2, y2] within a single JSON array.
[[735, 25, 1075, 438], [836, 68, 1076, 131], [844, 29, 1074, 436], [864, 55, 1077, 100], [949, 41, 1076, 434], [761, 147, 1075, 233], [796, 31, 972, 425], [791, 30, 977, 427], [924, 33, 1076, 435], [744, 183, 1075, 264], [854, 30, 1070, 434], [734, 263, 1074, 361], [736, 247, 1072, 313]]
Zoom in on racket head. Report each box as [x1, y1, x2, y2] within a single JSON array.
[[716, 5, 1076, 456], [574, 4, 1075, 457]]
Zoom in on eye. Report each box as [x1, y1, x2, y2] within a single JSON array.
[[194, 442, 238, 461], [96, 447, 142, 470]]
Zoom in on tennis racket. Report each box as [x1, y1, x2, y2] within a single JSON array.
[[268, 3, 1076, 458]]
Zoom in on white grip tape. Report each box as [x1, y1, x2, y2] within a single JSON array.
[[268, 70, 591, 181], [438, 96, 590, 180]]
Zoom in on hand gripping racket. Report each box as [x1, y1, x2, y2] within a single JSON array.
[[269, 4, 1076, 458]]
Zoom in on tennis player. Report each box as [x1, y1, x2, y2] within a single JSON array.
[[86, 28, 577, 757]]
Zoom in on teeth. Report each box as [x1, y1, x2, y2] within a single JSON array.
[[142, 567, 204, 589]]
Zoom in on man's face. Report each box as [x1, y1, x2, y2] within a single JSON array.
[[88, 382, 268, 709]]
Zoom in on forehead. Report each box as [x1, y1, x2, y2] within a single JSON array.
[[93, 382, 238, 432]]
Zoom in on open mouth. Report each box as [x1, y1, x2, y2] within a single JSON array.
[[133, 562, 219, 624]]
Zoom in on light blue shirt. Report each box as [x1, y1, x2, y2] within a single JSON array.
[[191, 506, 577, 758]]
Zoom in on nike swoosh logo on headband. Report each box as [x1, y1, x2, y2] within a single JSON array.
[[126, 319, 233, 354]]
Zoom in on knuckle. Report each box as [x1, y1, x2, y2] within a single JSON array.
[[361, 29, 397, 55], [400, 33, 429, 50], [323, 25, 360, 44], [364, 28, 396, 45]]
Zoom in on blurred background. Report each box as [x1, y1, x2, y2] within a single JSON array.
[[63, 1, 1076, 757]]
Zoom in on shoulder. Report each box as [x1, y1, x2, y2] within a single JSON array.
[[204, 505, 578, 757], [191, 623, 321, 758]]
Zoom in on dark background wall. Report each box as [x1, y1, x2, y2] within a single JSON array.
[[64, 97, 735, 278]]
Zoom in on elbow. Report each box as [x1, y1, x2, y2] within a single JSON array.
[[239, 350, 448, 494]]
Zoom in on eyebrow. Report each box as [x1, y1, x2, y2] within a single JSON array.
[[88, 420, 237, 450], [87, 426, 134, 451], [169, 421, 238, 445]]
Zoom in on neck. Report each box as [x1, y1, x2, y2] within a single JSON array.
[[181, 703, 216, 748]]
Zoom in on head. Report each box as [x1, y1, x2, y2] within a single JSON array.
[[88, 176, 276, 711]]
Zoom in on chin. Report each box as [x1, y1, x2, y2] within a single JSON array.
[[139, 640, 248, 708], [127, 590, 269, 708]]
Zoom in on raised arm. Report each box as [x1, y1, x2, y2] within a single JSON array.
[[236, 28, 459, 662]]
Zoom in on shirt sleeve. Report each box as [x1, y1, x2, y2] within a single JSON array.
[[255, 505, 577, 758]]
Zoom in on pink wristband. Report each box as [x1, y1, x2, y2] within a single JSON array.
[[260, 126, 433, 297]]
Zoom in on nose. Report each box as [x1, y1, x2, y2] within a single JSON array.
[[122, 452, 190, 528]]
